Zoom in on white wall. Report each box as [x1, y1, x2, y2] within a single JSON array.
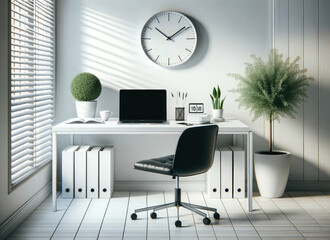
[[56, 0, 330, 188], [273, 0, 330, 183], [0, 0, 52, 225]]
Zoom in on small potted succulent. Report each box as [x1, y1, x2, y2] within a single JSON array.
[[70, 72, 102, 118], [229, 49, 312, 198], [210, 85, 226, 120]]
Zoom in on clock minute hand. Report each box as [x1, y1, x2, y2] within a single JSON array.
[[155, 27, 170, 39], [167, 27, 186, 40]]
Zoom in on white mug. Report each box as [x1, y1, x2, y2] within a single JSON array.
[[100, 110, 113, 121]]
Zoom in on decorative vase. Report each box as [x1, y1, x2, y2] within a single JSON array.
[[75, 100, 97, 118], [254, 151, 290, 198]]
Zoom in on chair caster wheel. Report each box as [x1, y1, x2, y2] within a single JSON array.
[[203, 217, 211, 225], [175, 220, 182, 227], [150, 212, 157, 219], [131, 213, 137, 220], [213, 212, 220, 219]]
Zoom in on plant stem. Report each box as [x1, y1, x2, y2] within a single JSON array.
[[269, 113, 273, 153]]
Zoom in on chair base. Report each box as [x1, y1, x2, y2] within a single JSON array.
[[131, 187, 220, 227]]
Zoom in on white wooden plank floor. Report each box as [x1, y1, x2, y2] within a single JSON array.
[[7, 191, 330, 240]]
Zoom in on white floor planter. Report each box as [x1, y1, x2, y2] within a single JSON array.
[[75, 101, 97, 118], [254, 151, 290, 198]]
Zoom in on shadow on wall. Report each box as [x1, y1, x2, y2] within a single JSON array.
[[77, 6, 210, 117], [170, 15, 209, 70]]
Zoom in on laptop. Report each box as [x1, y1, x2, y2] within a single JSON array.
[[119, 89, 167, 123]]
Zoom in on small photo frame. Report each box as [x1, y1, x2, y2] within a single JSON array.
[[189, 103, 204, 113]]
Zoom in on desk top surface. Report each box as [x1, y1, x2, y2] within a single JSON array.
[[52, 119, 250, 133]]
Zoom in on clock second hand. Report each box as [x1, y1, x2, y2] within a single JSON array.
[[155, 27, 170, 40]]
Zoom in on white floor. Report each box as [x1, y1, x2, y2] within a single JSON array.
[[7, 191, 330, 240]]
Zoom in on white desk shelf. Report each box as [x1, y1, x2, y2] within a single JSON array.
[[52, 119, 254, 211]]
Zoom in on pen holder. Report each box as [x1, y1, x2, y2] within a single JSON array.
[[175, 107, 185, 121]]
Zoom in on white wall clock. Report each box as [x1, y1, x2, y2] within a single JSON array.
[[141, 11, 197, 67]]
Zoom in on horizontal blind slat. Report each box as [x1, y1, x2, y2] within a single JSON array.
[[13, 0, 33, 12], [12, 159, 34, 175], [11, 25, 54, 40], [11, 124, 34, 137], [12, 137, 34, 150], [11, 31, 54, 45], [12, 142, 34, 156], [11, 11, 55, 29], [11, 60, 54, 66], [11, 91, 53, 100], [12, 149, 34, 166], [36, 1, 54, 17], [12, 110, 53, 131], [12, 131, 34, 143], [12, 81, 53, 87], [11, 49, 54, 57], [35, 153, 51, 165], [11, 18, 54, 35], [11, 95, 53, 106], [12, 86, 53, 93], [12, 101, 53, 115], [11, 38, 54, 49]]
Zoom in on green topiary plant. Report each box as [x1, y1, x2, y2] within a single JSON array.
[[70, 72, 102, 101], [228, 49, 313, 152], [210, 85, 226, 109]]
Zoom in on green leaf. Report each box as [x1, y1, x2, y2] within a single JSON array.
[[228, 48, 313, 150], [213, 87, 217, 98], [217, 85, 221, 99], [220, 96, 226, 109], [210, 94, 215, 109]]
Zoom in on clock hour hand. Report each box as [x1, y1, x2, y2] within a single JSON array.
[[167, 27, 186, 40], [155, 27, 170, 39]]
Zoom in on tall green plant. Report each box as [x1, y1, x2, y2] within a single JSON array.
[[210, 85, 226, 109], [228, 49, 313, 152]]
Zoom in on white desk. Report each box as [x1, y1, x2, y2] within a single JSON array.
[[52, 119, 254, 211]]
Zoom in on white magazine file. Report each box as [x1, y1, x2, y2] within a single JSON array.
[[99, 146, 114, 198], [75, 146, 90, 199], [62, 145, 79, 199]]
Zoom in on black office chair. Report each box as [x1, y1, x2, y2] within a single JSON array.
[[130, 125, 220, 227]]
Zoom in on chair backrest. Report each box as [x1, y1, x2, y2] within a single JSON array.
[[172, 125, 219, 177]]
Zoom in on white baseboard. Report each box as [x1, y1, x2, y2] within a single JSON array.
[[253, 181, 330, 192], [0, 182, 51, 240], [115, 181, 205, 191]]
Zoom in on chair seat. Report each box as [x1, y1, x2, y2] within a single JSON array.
[[134, 155, 174, 175]]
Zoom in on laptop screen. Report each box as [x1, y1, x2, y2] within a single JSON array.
[[119, 89, 167, 123]]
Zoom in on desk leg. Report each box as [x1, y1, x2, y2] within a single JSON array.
[[247, 131, 253, 212], [52, 132, 57, 212]]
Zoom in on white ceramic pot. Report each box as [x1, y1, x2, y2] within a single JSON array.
[[254, 151, 290, 198], [212, 109, 223, 118], [75, 101, 97, 118]]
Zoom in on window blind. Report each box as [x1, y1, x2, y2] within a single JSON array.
[[10, 0, 55, 187]]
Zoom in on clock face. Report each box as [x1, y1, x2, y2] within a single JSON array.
[[141, 11, 197, 67]]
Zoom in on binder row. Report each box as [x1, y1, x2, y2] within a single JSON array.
[[207, 146, 245, 199], [62, 145, 114, 199]]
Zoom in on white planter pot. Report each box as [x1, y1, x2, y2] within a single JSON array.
[[254, 151, 290, 198], [75, 101, 97, 118], [212, 109, 223, 118]]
